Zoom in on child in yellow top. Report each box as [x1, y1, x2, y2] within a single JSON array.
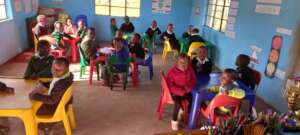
[[208, 69, 245, 113]]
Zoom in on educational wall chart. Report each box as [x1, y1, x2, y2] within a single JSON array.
[[152, 0, 172, 14], [255, 0, 282, 15], [14, 0, 22, 12], [265, 35, 283, 78], [24, 0, 32, 13], [225, 0, 239, 39]]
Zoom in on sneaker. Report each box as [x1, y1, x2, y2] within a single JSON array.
[[171, 120, 179, 131]]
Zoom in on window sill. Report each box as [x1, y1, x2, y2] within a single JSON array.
[[0, 18, 13, 23], [204, 26, 225, 33]]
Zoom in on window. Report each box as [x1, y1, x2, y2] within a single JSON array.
[[95, 0, 140, 17], [0, 0, 8, 20], [205, 0, 231, 32]]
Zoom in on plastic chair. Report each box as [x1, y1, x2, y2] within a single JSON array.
[[32, 32, 39, 53], [157, 71, 188, 120], [107, 54, 130, 90], [162, 40, 178, 64], [50, 49, 66, 58], [253, 69, 261, 93], [75, 15, 88, 27], [187, 42, 205, 58], [142, 34, 156, 53], [78, 47, 101, 82], [179, 38, 190, 54], [136, 50, 154, 80], [200, 94, 241, 125], [33, 86, 76, 135]]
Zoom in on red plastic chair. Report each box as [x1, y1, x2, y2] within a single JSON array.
[[200, 94, 241, 125], [50, 49, 66, 58], [157, 71, 188, 120], [129, 53, 139, 86], [63, 37, 81, 63], [89, 56, 107, 85], [253, 70, 261, 93]]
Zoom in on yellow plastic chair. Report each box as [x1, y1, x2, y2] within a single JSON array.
[[187, 42, 205, 59], [33, 32, 39, 53], [33, 86, 76, 135], [162, 40, 178, 64]]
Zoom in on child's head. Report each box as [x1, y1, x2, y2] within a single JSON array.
[[51, 57, 70, 78], [151, 20, 157, 28], [54, 21, 64, 32], [86, 27, 96, 39], [176, 54, 189, 71], [113, 38, 124, 51], [131, 33, 141, 44], [77, 19, 85, 28], [198, 46, 208, 60], [111, 18, 116, 25], [167, 23, 174, 32], [235, 54, 250, 67], [36, 14, 47, 26], [37, 40, 50, 57], [220, 68, 238, 86], [188, 25, 193, 33], [115, 30, 123, 38], [124, 16, 130, 23], [66, 18, 73, 26], [192, 28, 199, 34]]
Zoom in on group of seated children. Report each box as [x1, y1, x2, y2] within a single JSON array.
[[166, 45, 256, 130]]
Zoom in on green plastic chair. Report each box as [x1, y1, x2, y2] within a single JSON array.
[[179, 38, 190, 54], [142, 34, 156, 53], [78, 47, 99, 80]]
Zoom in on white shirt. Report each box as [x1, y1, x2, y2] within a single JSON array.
[[196, 57, 209, 65], [48, 72, 70, 95]]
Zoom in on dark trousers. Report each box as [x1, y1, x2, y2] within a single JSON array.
[[171, 93, 192, 121]]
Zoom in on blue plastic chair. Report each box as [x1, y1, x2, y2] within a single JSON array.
[[136, 51, 154, 80], [75, 15, 88, 27]]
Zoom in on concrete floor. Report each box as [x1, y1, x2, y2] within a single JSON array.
[[0, 51, 274, 135]]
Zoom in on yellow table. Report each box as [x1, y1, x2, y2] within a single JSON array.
[[155, 129, 208, 135], [0, 78, 39, 135]]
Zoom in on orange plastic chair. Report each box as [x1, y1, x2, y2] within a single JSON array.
[[33, 86, 76, 135], [157, 71, 188, 120], [162, 40, 178, 64], [253, 69, 261, 93], [200, 94, 241, 125]]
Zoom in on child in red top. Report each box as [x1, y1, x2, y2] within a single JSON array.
[[166, 54, 197, 130]]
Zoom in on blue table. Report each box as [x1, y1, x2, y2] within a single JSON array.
[[187, 73, 256, 129]]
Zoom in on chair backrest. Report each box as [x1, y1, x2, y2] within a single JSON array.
[[160, 71, 174, 104], [253, 69, 261, 90], [52, 86, 73, 119], [163, 40, 173, 52], [206, 94, 241, 124], [75, 15, 88, 27], [145, 50, 154, 64], [188, 42, 205, 57], [78, 46, 89, 66]]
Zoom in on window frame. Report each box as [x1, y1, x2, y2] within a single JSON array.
[[0, 0, 8, 21], [205, 0, 231, 32], [95, 0, 140, 17]]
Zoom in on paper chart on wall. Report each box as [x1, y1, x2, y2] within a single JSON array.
[[257, 0, 282, 4], [14, 0, 22, 12], [225, 31, 236, 39], [230, 1, 239, 8], [226, 23, 235, 31], [152, 0, 172, 14], [255, 4, 281, 15], [229, 9, 238, 16], [32, 0, 39, 13], [276, 27, 293, 36], [24, 0, 32, 13]]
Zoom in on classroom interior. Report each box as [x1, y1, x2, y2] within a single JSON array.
[[1, 0, 300, 135]]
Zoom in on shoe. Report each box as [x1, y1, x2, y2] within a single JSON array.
[[178, 108, 184, 121], [171, 120, 179, 131]]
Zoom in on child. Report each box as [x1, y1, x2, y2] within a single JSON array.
[[120, 16, 135, 33], [129, 33, 145, 63], [80, 28, 99, 61], [160, 23, 180, 52], [189, 28, 205, 45], [208, 69, 245, 113], [182, 25, 193, 39], [24, 40, 54, 79], [166, 54, 196, 131], [32, 14, 49, 38], [191, 46, 212, 76], [235, 54, 256, 90], [145, 20, 161, 39], [51, 21, 72, 49], [110, 18, 118, 40], [75, 19, 87, 39], [64, 18, 77, 35]]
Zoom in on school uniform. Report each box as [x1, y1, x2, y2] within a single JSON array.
[[160, 31, 180, 51], [120, 22, 135, 33], [191, 57, 213, 75], [146, 27, 161, 39], [32, 24, 49, 37], [24, 54, 54, 79], [189, 34, 205, 45], [237, 66, 256, 90]]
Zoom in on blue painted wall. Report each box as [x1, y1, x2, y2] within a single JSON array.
[[0, 0, 36, 64], [39, 0, 193, 41], [190, 0, 300, 111]]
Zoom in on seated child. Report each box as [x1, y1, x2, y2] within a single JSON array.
[[207, 69, 245, 113], [191, 46, 212, 76], [145, 20, 161, 39], [75, 19, 87, 39], [51, 21, 73, 49], [32, 14, 49, 38], [110, 18, 118, 40], [29, 57, 73, 135], [64, 17, 77, 35], [120, 16, 135, 33], [24, 40, 54, 79], [235, 54, 256, 90], [115, 30, 128, 47], [129, 33, 146, 63], [189, 28, 205, 45], [166, 54, 197, 131], [80, 28, 100, 61], [182, 25, 193, 39], [160, 23, 180, 52]]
